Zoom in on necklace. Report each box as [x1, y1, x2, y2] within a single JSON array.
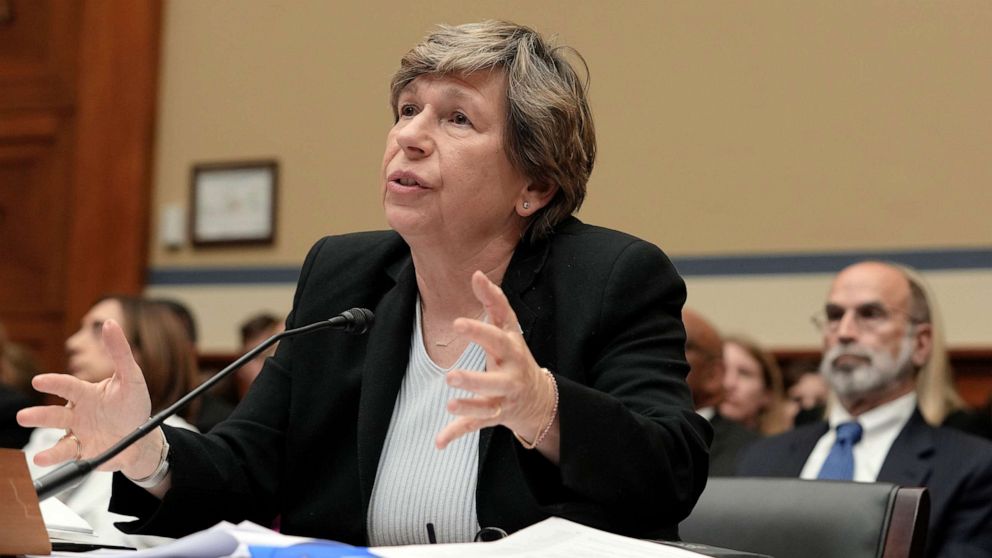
[[432, 307, 486, 347]]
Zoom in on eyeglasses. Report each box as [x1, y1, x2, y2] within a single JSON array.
[[810, 302, 924, 334], [425, 522, 508, 544]]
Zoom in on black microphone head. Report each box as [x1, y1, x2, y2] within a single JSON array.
[[339, 308, 374, 334]]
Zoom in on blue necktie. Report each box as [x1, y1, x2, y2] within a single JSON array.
[[817, 421, 863, 480]]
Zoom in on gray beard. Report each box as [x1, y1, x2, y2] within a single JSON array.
[[819, 336, 915, 399]]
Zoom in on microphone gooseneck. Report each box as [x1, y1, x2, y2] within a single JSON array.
[[33, 308, 374, 501]]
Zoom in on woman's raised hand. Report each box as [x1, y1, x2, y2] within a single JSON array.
[[436, 271, 559, 460], [17, 320, 160, 477]]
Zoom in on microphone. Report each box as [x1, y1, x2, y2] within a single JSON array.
[[33, 307, 374, 501], [328, 307, 374, 335]]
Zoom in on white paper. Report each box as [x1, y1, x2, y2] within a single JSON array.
[[35, 516, 709, 558], [372, 517, 709, 558], [41, 497, 94, 534], [47, 527, 102, 545], [35, 520, 316, 558]]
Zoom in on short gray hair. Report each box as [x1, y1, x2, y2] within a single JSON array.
[[390, 21, 596, 241]]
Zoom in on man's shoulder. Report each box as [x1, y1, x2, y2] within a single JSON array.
[[931, 423, 992, 466], [711, 415, 761, 443], [754, 421, 826, 449], [885, 414, 992, 503], [736, 422, 827, 476], [907, 421, 992, 556], [898, 410, 992, 462]]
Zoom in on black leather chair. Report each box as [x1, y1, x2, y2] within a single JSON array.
[[679, 478, 929, 558]]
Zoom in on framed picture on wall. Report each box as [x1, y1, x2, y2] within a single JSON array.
[[190, 160, 278, 246]]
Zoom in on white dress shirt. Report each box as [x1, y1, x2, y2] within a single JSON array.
[[800, 391, 917, 482], [696, 406, 716, 421]]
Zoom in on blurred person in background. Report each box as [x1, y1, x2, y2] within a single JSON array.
[[155, 298, 235, 433], [781, 358, 830, 427], [738, 261, 992, 558], [234, 313, 285, 401], [887, 266, 992, 442], [1, 322, 39, 448], [683, 309, 759, 476], [719, 335, 790, 436], [893, 265, 968, 427], [22, 295, 200, 547], [190, 312, 284, 430], [944, 395, 992, 441], [155, 299, 199, 350]]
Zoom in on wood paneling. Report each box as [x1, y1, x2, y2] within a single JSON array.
[[0, 0, 79, 109], [0, 111, 71, 315], [64, 0, 161, 330], [0, 0, 160, 373]]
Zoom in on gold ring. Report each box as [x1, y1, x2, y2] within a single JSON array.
[[489, 403, 503, 419], [61, 431, 82, 461]]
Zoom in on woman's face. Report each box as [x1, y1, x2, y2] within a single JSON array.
[[718, 341, 770, 425], [65, 299, 125, 383], [236, 323, 284, 398], [381, 71, 532, 246]]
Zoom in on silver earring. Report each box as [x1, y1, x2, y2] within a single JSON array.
[[522, 201, 530, 210]]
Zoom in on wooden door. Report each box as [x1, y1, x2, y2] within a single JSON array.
[[0, 0, 159, 372]]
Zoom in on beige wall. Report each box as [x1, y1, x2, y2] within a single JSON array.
[[148, 1, 992, 351]]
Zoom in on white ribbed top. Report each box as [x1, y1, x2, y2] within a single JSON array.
[[366, 299, 486, 546]]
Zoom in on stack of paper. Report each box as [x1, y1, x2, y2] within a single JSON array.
[[31, 516, 717, 558], [374, 518, 708, 558], [40, 498, 105, 547], [34, 520, 354, 558]]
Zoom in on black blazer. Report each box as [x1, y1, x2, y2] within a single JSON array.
[[112, 218, 711, 544], [738, 410, 992, 558]]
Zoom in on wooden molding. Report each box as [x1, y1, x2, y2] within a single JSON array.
[[63, 0, 162, 334], [0, 0, 162, 371]]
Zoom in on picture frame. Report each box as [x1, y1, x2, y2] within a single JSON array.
[[190, 160, 278, 247]]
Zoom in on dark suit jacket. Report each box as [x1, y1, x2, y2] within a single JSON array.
[[708, 413, 759, 477], [738, 410, 992, 558], [111, 218, 711, 544]]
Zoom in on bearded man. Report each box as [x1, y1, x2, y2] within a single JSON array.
[[737, 261, 992, 558]]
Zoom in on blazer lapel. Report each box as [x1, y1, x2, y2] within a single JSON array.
[[357, 256, 418, 518], [476, 233, 550, 468], [877, 410, 935, 487], [781, 422, 829, 477], [349, 233, 554, 513]]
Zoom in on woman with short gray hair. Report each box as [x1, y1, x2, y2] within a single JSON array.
[[20, 21, 707, 546]]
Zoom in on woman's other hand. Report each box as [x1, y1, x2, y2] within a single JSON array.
[[436, 271, 560, 462]]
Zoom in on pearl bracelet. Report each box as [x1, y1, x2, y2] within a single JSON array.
[[128, 430, 171, 488], [514, 368, 559, 450]]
